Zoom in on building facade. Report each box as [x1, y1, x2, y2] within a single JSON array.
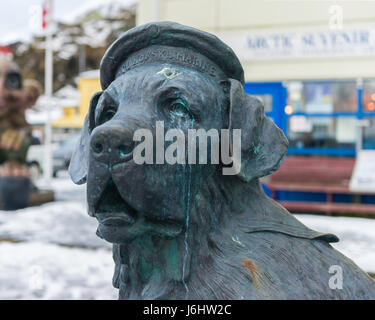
[[137, 0, 375, 157], [52, 70, 101, 140]]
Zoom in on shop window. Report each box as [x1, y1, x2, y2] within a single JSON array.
[[287, 116, 357, 149], [362, 80, 375, 112], [286, 81, 357, 113], [286, 81, 304, 113]]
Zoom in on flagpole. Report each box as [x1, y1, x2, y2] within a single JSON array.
[[43, 0, 53, 184]]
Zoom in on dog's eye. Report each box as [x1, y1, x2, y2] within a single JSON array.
[[169, 99, 192, 120], [97, 106, 117, 126]]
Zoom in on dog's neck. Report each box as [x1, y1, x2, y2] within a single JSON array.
[[115, 229, 200, 299], [113, 174, 264, 299]]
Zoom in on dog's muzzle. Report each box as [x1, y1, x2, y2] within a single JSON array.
[[90, 124, 135, 165]]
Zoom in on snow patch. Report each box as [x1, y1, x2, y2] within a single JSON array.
[[0, 242, 116, 299], [297, 214, 375, 273]]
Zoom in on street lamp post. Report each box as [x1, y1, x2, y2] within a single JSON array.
[[43, 0, 54, 184]]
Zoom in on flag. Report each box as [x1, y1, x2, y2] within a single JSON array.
[[42, 0, 54, 30], [0, 46, 13, 60]]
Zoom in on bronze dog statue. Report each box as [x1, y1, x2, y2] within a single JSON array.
[[69, 22, 375, 299]]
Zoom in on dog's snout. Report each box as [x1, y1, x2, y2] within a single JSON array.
[[90, 125, 135, 164]]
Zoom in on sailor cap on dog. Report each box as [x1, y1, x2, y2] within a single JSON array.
[[100, 21, 245, 90]]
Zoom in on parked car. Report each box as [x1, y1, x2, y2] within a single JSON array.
[[52, 133, 81, 176], [26, 142, 44, 181], [27, 137, 59, 181]]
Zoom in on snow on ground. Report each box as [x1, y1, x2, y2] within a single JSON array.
[[0, 172, 374, 299], [0, 201, 109, 249], [0, 242, 116, 300], [297, 214, 375, 274], [0, 173, 117, 300]]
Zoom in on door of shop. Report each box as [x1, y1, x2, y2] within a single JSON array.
[[244, 82, 288, 197], [243, 82, 287, 133]]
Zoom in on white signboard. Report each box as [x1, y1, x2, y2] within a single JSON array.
[[349, 150, 375, 193], [217, 24, 375, 60]]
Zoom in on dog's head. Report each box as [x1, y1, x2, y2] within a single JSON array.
[[69, 22, 288, 246]]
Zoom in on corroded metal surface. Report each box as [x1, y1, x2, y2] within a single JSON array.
[[69, 22, 375, 299]]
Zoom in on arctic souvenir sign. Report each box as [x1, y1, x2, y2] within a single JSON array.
[[218, 24, 375, 61]]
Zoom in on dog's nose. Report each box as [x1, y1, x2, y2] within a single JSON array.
[[90, 125, 135, 164]]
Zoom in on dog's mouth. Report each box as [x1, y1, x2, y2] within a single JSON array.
[[94, 179, 183, 241], [95, 179, 137, 226]]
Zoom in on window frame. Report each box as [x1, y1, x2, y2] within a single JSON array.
[[286, 79, 375, 156], [244, 79, 375, 157]]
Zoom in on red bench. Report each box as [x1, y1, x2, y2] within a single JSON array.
[[264, 156, 375, 215]]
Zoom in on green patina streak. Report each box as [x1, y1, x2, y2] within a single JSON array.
[[253, 143, 260, 155], [136, 237, 180, 283], [162, 239, 180, 280], [137, 256, 153, 283], [136, 236, 154, 282]]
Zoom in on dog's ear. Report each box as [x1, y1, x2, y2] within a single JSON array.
[[225, 78, 288, 182], [69, 91, 102, 184]]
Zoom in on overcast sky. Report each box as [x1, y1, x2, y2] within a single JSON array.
[[0, 0, 136, 45]]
